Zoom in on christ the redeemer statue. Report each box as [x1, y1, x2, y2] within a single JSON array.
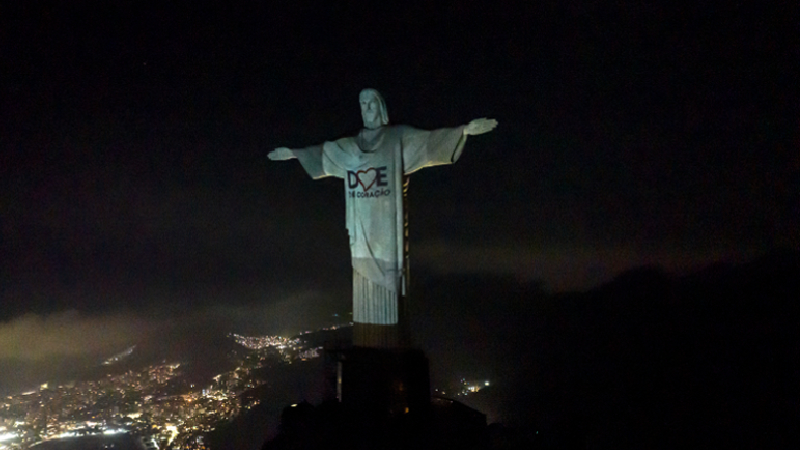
[[269, 88, 497, 348]]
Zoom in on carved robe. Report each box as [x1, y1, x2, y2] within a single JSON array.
[[294, 125, 466, 347]]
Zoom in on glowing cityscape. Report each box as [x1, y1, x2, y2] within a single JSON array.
[[0, 332, 326, 450]]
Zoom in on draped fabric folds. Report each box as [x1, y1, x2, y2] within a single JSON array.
[[293, 125, 466, 347]]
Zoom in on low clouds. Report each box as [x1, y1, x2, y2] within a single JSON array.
[[413, 240, 760, 291], [0, 310, 152, 362], [0, 288, 342, 394], [0, 290, 337, 362]]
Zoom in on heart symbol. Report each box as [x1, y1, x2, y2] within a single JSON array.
[[356, 168, 378, 191]]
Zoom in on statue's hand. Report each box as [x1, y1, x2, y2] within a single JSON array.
[[464, 118, 498, 136], [268, 147, 296, 161]]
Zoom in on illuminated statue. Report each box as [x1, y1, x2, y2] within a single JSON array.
[[269, 89, 497, 347]]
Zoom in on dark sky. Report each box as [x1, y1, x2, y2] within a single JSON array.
[[0, 1, 797, 378]]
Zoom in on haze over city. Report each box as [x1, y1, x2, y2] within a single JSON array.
[[1, 1, 797, 448]]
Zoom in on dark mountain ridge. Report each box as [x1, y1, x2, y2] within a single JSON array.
[[409, 249, 799, 448]]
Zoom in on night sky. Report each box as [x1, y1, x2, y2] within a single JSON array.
[[1, 1, 798, 392]]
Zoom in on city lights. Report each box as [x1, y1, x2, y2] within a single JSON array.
[[0, 331, 330, 449], [0, 432, 17, 442]]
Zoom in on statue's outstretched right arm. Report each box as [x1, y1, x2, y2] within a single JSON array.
[[268, 147, 296, 161], [269, 144, 331, 179]]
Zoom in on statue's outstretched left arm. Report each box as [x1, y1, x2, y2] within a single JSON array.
[[464, 118, 498, 136], [445, 118, 497, 165], [403, 118, 498, 173]]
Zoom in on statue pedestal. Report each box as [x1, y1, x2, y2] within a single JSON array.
[[324, 346, 431, 420], [352, 322, 405, 348]]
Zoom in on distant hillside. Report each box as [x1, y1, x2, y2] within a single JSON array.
[[411, 250, 800, 448]]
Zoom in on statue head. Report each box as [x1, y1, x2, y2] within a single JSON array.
[[359, 88, 389, 129]]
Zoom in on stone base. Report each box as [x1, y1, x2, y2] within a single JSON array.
[[352, 322, 403, 348], [324, 346, 431, 420]]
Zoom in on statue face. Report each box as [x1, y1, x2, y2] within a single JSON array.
[[360, 91, 382, 129]]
